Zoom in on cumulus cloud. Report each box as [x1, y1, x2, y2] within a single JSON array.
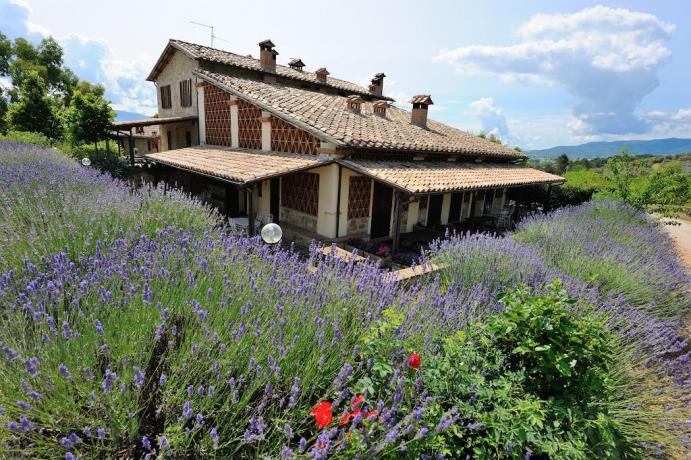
[[469, 97, 509, 140], [435, 5, 675, 136], [0, 0, 156, 115]]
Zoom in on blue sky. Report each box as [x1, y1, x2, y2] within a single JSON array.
[[1, 0, 690, 149]]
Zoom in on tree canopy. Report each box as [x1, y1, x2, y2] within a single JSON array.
[[7, 70, 63, 140]]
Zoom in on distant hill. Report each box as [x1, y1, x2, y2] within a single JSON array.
[[115, 111, 151, 122], [528, 138, 691, 159]]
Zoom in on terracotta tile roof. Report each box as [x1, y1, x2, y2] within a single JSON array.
[[409, 95, 433, 105], [162, 39, 389, 100], [145, 146, 331, 184], [340, 159, 564, 194], [195, 69, 526, 159]]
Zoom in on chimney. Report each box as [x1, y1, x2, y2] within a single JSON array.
[[409, 95, 434, 128], [346, 95, 363, 113], [373, 101, 389, 117], [258, 39, 278, 73], [315, 67, 329, 83], [369, 72, 385, 96], [288, 58, 305, 71]]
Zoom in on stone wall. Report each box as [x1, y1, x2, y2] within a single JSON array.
[[280, 206, 318, 232], [156, 50, 199, 118]]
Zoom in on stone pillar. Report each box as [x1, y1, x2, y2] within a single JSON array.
[[197, 84, 206, 145], [406, 200, 419, 233], [440, 193, 451, 224], [229, 96, 239, 148], [261, 110, 271, 152]]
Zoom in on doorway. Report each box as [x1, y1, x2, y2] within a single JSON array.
[[270, 178, 280, 223], [427, 194, 443, 227], [370, 181, 393, 239]]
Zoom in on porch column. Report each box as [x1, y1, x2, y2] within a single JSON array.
[[197, 82, 206, 145], [128, 128, 134, 167], [229, 96, 239, 148], [392, 191, 403, 256], [261, 110, 271, 152]]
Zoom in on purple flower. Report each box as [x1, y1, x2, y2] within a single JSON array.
[[182, 400, 192, 420], [94, 320, 104, 336], [97, 427, 106, 440], [281, 445, 294, 459], [142, 435, 151, 450], [59, 363, 72, 380], [101, 369, 117, 393], [17, 399, 31, 411], [65, 453, 76, 460], [132, 367, 145, 389], [61, 320, 73, 340], [159, 373, 166, 387], [210, 427, 218, 447], [24, 356, 40, 377], [159, 435, 168, 449]]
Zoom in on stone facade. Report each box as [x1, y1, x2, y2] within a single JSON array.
[[156, 50, 199, 119]]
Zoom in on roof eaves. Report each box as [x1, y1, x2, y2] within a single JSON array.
[[194, 69, 347, 148], [146, 40, 200, 81]]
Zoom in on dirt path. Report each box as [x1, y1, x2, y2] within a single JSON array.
[[663, 217, 691, 274]]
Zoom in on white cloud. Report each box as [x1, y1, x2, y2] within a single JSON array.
[[469, 97, 510, 140], [435, 5, 675, 136], [0, 0, 156, 116]]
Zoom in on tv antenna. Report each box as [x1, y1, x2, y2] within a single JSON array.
[[190, 22, 228, 48]]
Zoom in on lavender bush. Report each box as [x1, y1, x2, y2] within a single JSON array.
[[0, 141, 219, 272], [0, 144, 687, 457]]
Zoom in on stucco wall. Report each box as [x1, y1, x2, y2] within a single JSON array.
[[156, 50, 199, 118], [160, 121, 199, 151]]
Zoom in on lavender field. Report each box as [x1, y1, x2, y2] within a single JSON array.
[[0, 143, 689, 459]]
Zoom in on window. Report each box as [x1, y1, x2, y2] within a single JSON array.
[[483, 190, 495, 215], [281, 172, 319, 216], [180, 79, 192, 107], [160, 85, 172, 109], [136, 126, 144, 134], [347, 176, 371, 218]]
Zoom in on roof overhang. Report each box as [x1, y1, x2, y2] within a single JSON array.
[[145, 145, 333, 186], [147, 40, 198, 81], [113, 116, 198, 130], [339, 159, 564, 195]]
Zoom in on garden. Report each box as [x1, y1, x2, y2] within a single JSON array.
[[0, 142, 689, 459]]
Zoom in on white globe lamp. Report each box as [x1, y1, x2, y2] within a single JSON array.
[[261, 223, 283, 245]]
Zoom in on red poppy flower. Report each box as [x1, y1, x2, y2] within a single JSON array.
[[365, 409, 377, 419], [351, 395, 365, 408], [339, 408, 361, 426], [408, 352, 421, 369], [311, 401, 333, 429]]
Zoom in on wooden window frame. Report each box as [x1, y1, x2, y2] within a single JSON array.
[[180, 79, 193, 107], [160, 85, 172, 109]]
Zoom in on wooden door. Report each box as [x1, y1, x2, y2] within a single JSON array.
[[370, 181, 393, 239]]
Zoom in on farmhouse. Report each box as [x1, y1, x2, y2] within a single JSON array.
[[127, 38, 563, 252]]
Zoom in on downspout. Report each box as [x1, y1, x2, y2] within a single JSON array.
[[335, 164, 342, 239], [195, 75, 201, 145]]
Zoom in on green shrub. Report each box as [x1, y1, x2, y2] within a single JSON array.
[[336, 282, 645, 459], [0, 130, 52, 147]]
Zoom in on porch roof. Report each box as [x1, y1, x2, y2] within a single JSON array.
[[339, 159, 564, 194], [112, 115, 198, 130], [145, 146, 332, 185]]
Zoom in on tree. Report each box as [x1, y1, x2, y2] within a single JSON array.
[[7, 71, 63, 141], [0, 88, 8, 134], [66, 86, 114, 152], [640, 164, 690, 217], [0, 32, 11, 76], [554, 154, 570, 175], [603, 148, 641, 206]]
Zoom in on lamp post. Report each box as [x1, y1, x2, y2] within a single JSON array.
[[260, 223, 282, 245], [81, 158, 91, 167]]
